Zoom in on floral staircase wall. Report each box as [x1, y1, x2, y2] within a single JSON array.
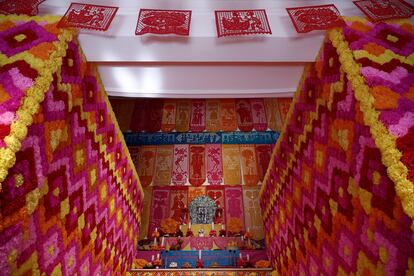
[[0, 16, 143, 275], [260, 17, 414, 274]]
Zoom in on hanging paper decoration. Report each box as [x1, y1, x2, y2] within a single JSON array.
[[255, 144, 272, 181], [206, 144, 223, 185], [58, 3, 119, 31], [153, 145, 174, 186], [136, 9, 192, 36], [353, 0, 414, 22], [206, 100, 221, 132], [136, 146, 157, 187], [264, 98, 282, 131], [240, 145, 259, 186], [188, 186, 206, 203], [277, 98, 292, 124], [161, 100, 177, 132], [130, 99, 148, 132], [224, 186, 245, 230], [169, 187, 189, 224], [172, 144, 189, 185], [215, 9, 272, 37], [149, 187, 171, 235], [286, 4, 344, 33], [176, 100, 191, 132], [222, 144, 241, 185], [146, 99, 164, 132], [206, 186, 225, 224], [243, 187, 264, 239], [189, 145, 206, 186], [190, 100, 206, 132], [220, 99, 238, 131], [250, 99, 268, 131], [236, 99, 253, 132], [0, 0, 44, 15]]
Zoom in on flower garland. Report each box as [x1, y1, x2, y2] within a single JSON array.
[[328, 18, 414, 223], [0, 15, 75, 187]]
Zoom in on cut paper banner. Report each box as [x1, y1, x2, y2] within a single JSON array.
[[353, 0, 414, 22], [149, 187, 171, 235], [136, 9, 192, 36], [172, 144, 189, 185], [215, 9, 272, 37], [190, 100, 206, 132], [236, 99, 253, 132], [255, 144, 272, 181], [225, 186, 245, 230], [59, 3, 119, 31], [286, 4, 344, 33], [243, 186, 264, 239], [206, 144, 223, 185], [146, 99, 164, 132], [222, 144, 241, 185], [207, 186, 226, 224], [206, 100, 221, 132], [130, 99, 148, 132], [0, 0, 44, 15], [251, 98, 268, 131], [188, 186, 206, 203], [176, 100, 191, 132], [169, 187, 189, 224], [189, 145, 206, 186], [137, 146, 157, 187], [240, 145, 259, 186], [153, 145, 173, 186], [161, 99, 177, 132], [220, 99, 238, 131], [277, 98, 292, 124], [264, 98, 282, 131]]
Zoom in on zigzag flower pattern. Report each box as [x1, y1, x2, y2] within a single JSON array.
[[260, 17, 414, 274], [0, 16, 143, 274]]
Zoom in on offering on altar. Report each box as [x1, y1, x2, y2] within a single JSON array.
[[169, 262, 178, 268], [210, 262, 220, 268], [198, 228, 205, 237], [183, 262, 192, 268], [161, 218, 179, 235], [196, 259, 204, 268], [209, 229, 217, 237], [255, 260, 270, 268], [244, 229, 253, 240], [153, 258, 162, 268], [219, 224, 226, 237], [151, 227, 160, 239], [176, 225, 184, 237], [132, 258, 148, 269], [227, 217, 242, 236], [225, 240, 239, 250]]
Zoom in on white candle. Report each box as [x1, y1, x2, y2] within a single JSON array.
[[189, 222, 191, 229], [239, 253, 242, 259], [247, 227, 250, 232], [247, 254, 250, 261], [179, 225, 182, 230], [199, 250, 202, 259], [157, 253, 160, 259], [211, 222, 215, 230], [144, 235, 147, 240], [241, 235, 244, 241], [151, 255, 155, 261], [221, 224, 225, 230], [161, 237, 165, 247], [155, 227, 158, 232], [154, 237, 157, 245]]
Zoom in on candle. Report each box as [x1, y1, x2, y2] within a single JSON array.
[[155, 227, 158, 232], [247, 227, 250, 232], [188, 222, 191, 229], [161, 237, 165, 247], [199, 250, 202, 259], [151, 255, 154, 262], [154, 237, 157, 245], [221, 224, 225, 230], [241, 235, 244, 241], [179, 225, 182, 230], [247, 254, 250, 261], [239, 253, 242, 259], [157, 253, 160, 259], [144, 235, 147, 240], [211, 222, 215, 230]]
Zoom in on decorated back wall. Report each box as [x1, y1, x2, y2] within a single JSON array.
[[0, 16, 143, 275], [260, 17, 414, 274]]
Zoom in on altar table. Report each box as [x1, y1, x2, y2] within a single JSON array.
[[161, 250, 239, 268]]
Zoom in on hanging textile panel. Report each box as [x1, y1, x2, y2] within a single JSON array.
[[149, 187, 171, 235], [175, 100, 191, 132], [169, 187, 189, 225], [277, 98, 292, 124], [161, 99, 177, 132], [189, 144, 206, 186], [243, 186, 264, 240], [224, 186, 245, 230], [146, 99, 164, 132], [206, 186, 226, 224], [130, 99, 148, 132], [153, 145, 174, 186], [240, 145, 259, 186], [136, 145, 157, 187], [236, 99, 254, 131], [250, 98, 268, 131], [206, 99, 221, 132], [255, 144, 272, 182], [264, 98, 283, 131], [222, 144, 241, 185], [190, 99, 206, 132], [206, 144, 223, 185], [220, 99, 238, 131], [172, 144, 189, 185]]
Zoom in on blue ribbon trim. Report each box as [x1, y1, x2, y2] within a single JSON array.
[[124, 131, 279, 145]]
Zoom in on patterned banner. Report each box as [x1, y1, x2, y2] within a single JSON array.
[[149, 187, 171, 235], [242, 186, 264, 239], [130, 99, 148, 132], [124, 131, 279, 145], [137, 146, 156, 187], [190, 99, 206, 132], [169, 187, 189, 224], [172, 144, 189, 185], [153, 145, 173, 186], [146, 99, 164, 132], [188, 186, 206, 203], [236, 99, 253, 132], [220, 99, 238, 131], [189, 145, 206, 186], [206, 100, 221, 132], [222, 144, 241, 185], [255, 144, 272, 181], [206, 186, 225, 224], [240, 145, 259, 186], [206, 144, 223, 185], [176, 100, 191, 132], [264, 98, 283, 131], [250, 98, 268, 131], [161, 99, 177, 132], [277, 98, 292, 124], [225, 186, 245, 230]]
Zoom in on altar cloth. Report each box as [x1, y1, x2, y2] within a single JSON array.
[[161, 250, 239, 268]]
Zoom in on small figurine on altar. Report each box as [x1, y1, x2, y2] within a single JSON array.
[[198, 228, 205, 237], [151, 227, 160, 239]]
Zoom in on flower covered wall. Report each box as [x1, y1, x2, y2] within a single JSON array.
[[0, 16, 143, 275], [260, 17, 414, 274]]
